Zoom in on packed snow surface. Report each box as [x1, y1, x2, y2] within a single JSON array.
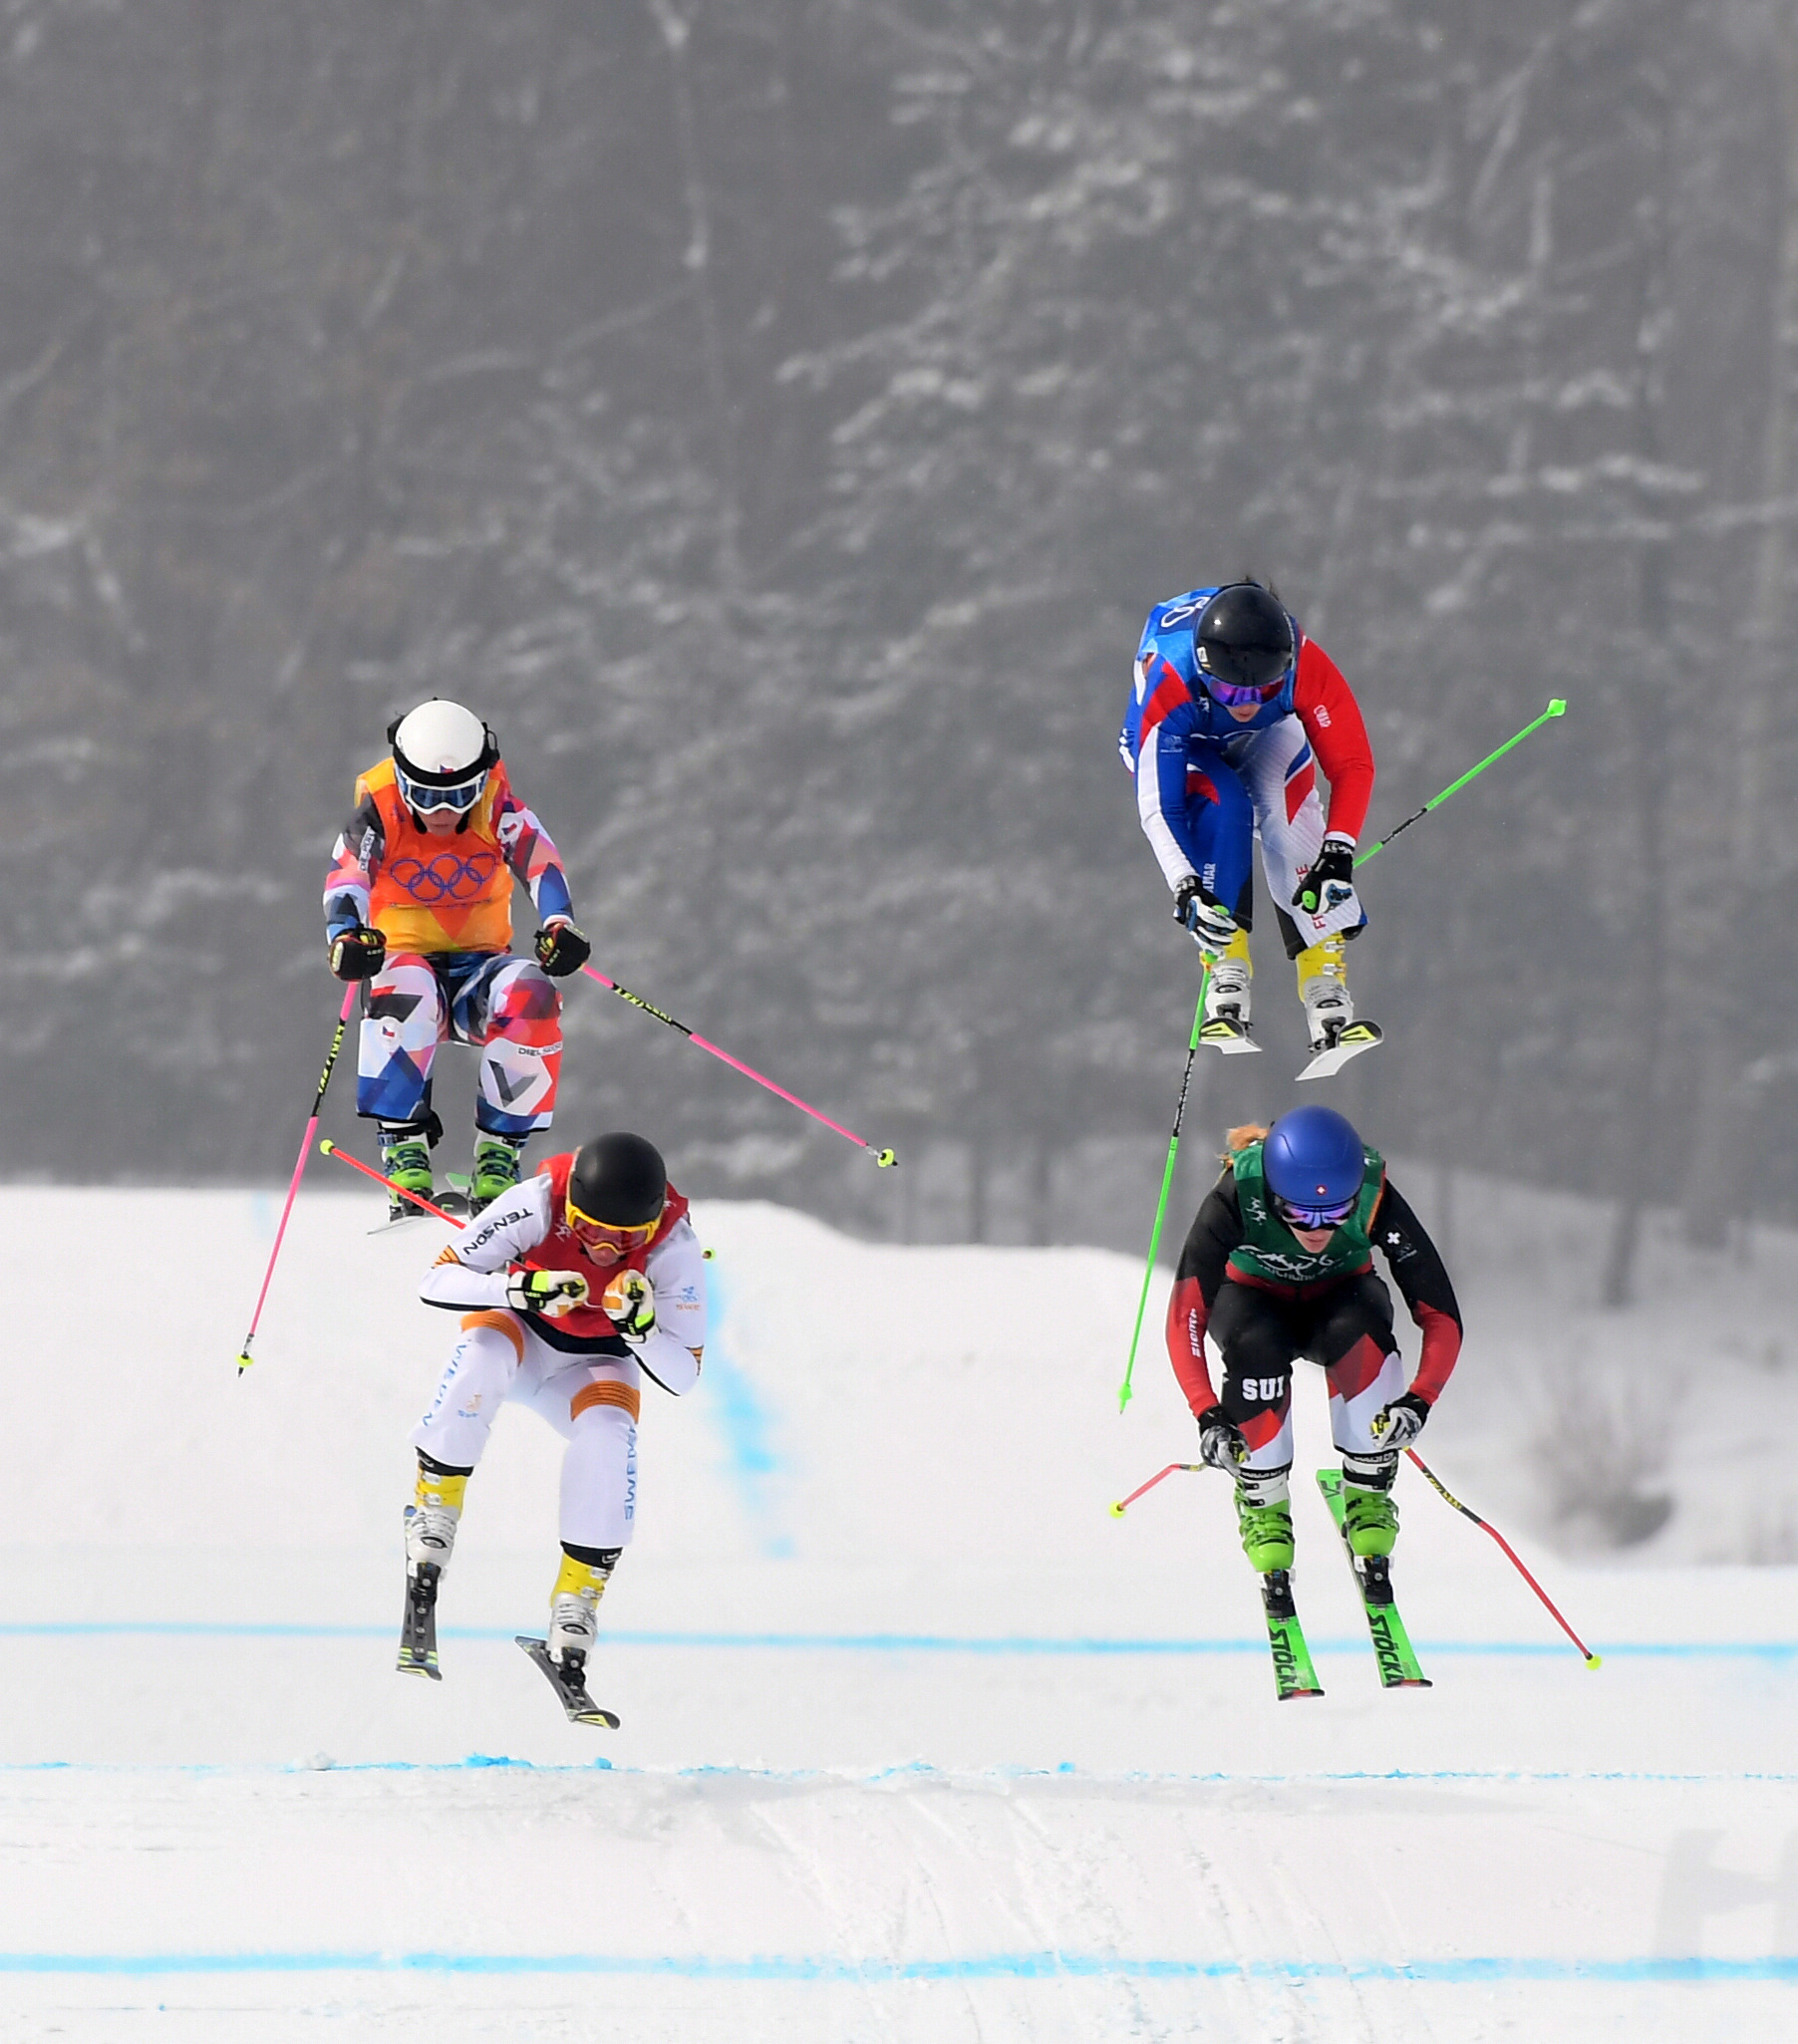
[[1, 1185, 1793, 2041]]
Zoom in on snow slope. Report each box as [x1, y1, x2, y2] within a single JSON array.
[[0, 1184, 1793, 2041]]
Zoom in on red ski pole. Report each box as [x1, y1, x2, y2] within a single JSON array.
[[317, 1139, 468, 1228], [235, 983, 359, 1374], [1405, 1448, 1602, 1668], [579, 963, 898, 1168], [1107, 1463, 1205, 1517]]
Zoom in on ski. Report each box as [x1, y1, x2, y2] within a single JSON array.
[[1198, 1016, 1264, 1056], [516, 1635, 621, 1729], [1315, 1470, 1431, 1688], [397, 1564, 442, 1680], [1259, 1568, 1325, 1700], [1296, 1020, 1383, 1083]]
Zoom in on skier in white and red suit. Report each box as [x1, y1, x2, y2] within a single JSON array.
[[322, 698, 592, 1221], [1164, 1107, 1461, 1581], [403, 1132, 707, 1681]]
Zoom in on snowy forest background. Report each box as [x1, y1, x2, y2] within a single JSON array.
[[1, 0, 1795, 1305]]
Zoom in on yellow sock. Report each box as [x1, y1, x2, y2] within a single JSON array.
[[415, 1464, 467, 1513], [551, 1552, 614, 1604]]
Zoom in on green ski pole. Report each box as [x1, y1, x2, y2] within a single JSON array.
[[1117, 962, 1209, 1413], [1351, 697, 1567, 873]]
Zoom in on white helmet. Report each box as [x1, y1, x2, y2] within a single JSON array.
[[389, 700, 498, 815]]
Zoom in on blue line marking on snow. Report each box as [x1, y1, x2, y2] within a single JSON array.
[[1, 1951, 1794, 1982], [701, 1268, 793, 1559], [0, 1623, 1794, 1657], [6, 1760, 1798, 1784]]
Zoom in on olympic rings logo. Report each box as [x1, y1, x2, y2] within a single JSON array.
[[389, 851, 500, 904]]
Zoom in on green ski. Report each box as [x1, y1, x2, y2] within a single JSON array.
[[1259, 1569, 1325, 1701], [1316, 1469, 1431, 1689]]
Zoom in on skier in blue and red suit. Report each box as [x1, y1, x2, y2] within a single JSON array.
[[1165, 1107, 1462, 1581], [1118, 579, 1379, 1060]]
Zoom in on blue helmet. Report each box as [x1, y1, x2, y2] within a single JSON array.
[[1263, 1106, 1364, 1222]]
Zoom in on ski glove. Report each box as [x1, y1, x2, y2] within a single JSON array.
[[506, 1268, 591, 1319], [1369, 1391, 1430, 1448], [601, 1270, 657, 1342], [1291, 835, 1364, 942], [1173, 875, 1238, 953], [1196, 1403, 1249, 1470], [329, 925, 387, 982], [534, 919, 591, 978]]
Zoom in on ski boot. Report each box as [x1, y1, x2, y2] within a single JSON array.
[[469, 1132, 527, 1216], [546, 1549, 617, 1674], [398, 1456, 467, 1678], [1341, 1482, 1398, 1560], [378, 1122, 436, 1224], [1297, 935, 1382, 1077], [1235, 1488, 1296, 1574], [1199, 929, 1260, 1055]]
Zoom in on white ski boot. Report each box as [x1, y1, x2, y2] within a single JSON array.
[[1199, 929, 1261, 1055], [545, 1551, 617, 1671], [404, 1460, 465, 1576], [1296, 934, 1382, 1080]]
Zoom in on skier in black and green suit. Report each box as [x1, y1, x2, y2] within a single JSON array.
[[1164, 1104, 1462, 1576]]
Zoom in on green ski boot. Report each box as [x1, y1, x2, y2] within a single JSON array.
[[469, 1133, 527, 1216], [1342, 1483, 1398, 1559], [1235, 1492, 1296, 1574], [378, 1127, 435, 1223]]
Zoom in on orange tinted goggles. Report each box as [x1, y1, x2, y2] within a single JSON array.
[[566, 1194, 661, 1252]]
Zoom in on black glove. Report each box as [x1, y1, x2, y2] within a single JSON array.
[[1292, 837, 1363, 935], [1196, 1403, 1248, 1470], [1370, 1391, 1430, 1448], [1173, 875, 1238, 952], [329, 925, 387, 982], [534, 920, 591, 978]]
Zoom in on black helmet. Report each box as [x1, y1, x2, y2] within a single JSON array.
[[568, 1131, 667, 1229], [1195, 583, 1296, 696]]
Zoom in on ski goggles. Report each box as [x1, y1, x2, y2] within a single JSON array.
[[566, 1195, 662, 1254], [1274, 1192, 1356, 1230], [1201, 668, 1292, 709], [396, 765, 489, 815]]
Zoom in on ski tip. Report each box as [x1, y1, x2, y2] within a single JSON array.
[[1280, 1687, 1327, 1701], [1585, 1653, 1604, 1670]]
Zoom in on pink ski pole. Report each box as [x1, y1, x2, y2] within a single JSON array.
[[318, 1139, 467, 1228], [1406, 1449, 1602, 1668], [580, 963, 898, 1167], [235, 982, 359, 1373], [1108, 1463, 1205, 1517]]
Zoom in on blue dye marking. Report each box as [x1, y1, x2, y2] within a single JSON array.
[[702, 1269, 793, 1559], [0, 1951, 1793, 1983], [0, 1622, 1793, 1658]]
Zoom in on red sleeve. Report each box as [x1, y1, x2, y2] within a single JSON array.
[[1292, 638, 1374, 842], [1408, 1303, 1462, 1404], [1165, 1272, 1219, 1414]]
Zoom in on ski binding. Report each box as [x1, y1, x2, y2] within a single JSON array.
[[397, 1563, 442, 1680], [1260, 1568, 1325, 1700], [516, 1635, 621, 1728], [1297, 1020, 1383, 1082]]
